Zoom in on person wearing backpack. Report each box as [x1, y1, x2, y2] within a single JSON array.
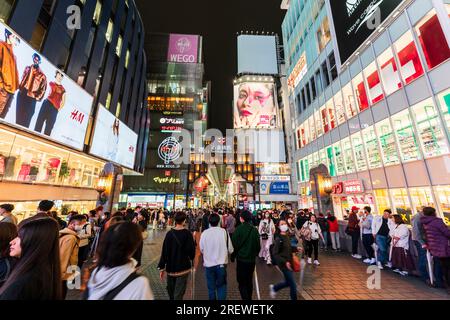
[[302, 214, 324, 265], [269, 220, 298, 300], [84, 222, 153, 300], [77, 215, 92, 269]]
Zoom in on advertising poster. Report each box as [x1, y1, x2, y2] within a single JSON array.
[[90, 105, 138, 169], [0, 22, 93, 150], [237, 35, 278, 75], [233, 81, 277, 129], [167, 34, 199, 64], [260, 181, 290, 195]]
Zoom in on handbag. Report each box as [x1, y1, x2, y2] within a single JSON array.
[[300, 223, 312, 241], [292, 254, 301, 272]]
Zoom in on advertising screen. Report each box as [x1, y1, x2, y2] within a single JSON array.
[[0, 22, 93, 150], [328, 0, 403, 65], [237, 35, 278, 75], [90, 105, 138, 169], [233, 81, 277, 129], [167, 34, 199, 64]]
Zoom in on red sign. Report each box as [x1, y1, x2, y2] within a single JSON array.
[[343, 180, 364, 194], [332, 182, 344, 194]]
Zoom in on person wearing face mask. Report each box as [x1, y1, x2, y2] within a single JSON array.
[[258, 212, 276, 265], [303, 214, 324, 265], [77, 215, 92, 269], [59, 214, 83, 298]]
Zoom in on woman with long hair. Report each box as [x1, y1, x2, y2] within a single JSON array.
[[390, 214, 415, 276], [0, 223, 18, 288], [0, 217, 62, 300], [258, 211, 275, 265]]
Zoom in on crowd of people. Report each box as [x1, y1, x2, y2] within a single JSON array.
[[0, 202, 449, 300]]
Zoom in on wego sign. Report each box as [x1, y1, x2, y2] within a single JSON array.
[[167, 34, 199, 64]]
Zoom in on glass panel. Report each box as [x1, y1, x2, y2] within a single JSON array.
[[352, 73, 369, 112], [409, 187, 435, 215], [93, 1, 102, 25], [434, 186, 450, 226], [362, 126, 382, 169], [394, 31, 424, 84], [392, 110, 421, 162], [334, 91, 346, 125], [116, 35, 123, 56], [312, 152, 319, 169], [309, 115, 317, 141], [437, 89, 450, 136], [411, 99, 449, 158], [390, 188, 413, 224], [317, 17, 331, 52], [319, 148, 328, 169], [342, 83, 358, 119], [364, 62, 384, 105], [320, 106, 329, 133], [326, 99, 336, 130], [415, 10, 450, 70], [374, 189, 391, 215], [304, 158, 310, 181], [326, 146, 336, 177], [378, 47, 402, 96], [314, 110, 323, 137], [296, 128, 302, 149], [342, 137, 355, 173], [351, 132, 368, 171], [333, 142, 345, 176], [301, 124, 309, 146], [376, 119, 400, 166]]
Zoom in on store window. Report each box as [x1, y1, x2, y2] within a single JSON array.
[[333, 142, 345, 176], [320, 106, 329, 133], [309, 115, 317, 141], [319, 148, 328, 170], [342, 137, 356, 174], [362, 126, 383, 169], [392, 110, 421, 162], [437, 89, 450, 135], [352, 73, 369, 112], [351, 132, 368, 171], [302, 123, 309, 146], [30, 21, 47, 51], [303, 158, 310, 181], [314, 110, 323, 137], [106, 19, 114, 43], [364, 62, 384, 105], [393, 31, 424, 84], [326, 146, 336, 177], [390, 188, 413, 224], [0, 129, 16, 178], [411, 99, 449, 158], [0, 0, 14, 23], [377, 47, 402, 96], [374, 189, 391, 215], [434, 186, 450, 226], [116, 35, 123, 56], [376, 119, 400, 166], [93, 0, 102, 25], [333, 91, 346, 125], [317, 17, 331, 52], [342, 83, 358, 119], [312, 152, 320, 169], [296, 129, 301, 149], [409, 187, 435, 215], [326, 99, 336, 130], [414, 9, 450, 70]]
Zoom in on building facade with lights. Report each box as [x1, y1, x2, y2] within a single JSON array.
[[282, 0, 450, 224], [0, 0, 149, 219]]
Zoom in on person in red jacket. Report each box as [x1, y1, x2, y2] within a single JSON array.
[[327, 211, 341, 251]]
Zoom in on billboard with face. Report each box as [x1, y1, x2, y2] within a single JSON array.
[[90, 105, 138, 169], [233, 81, 277, 129], [0, 22, 93, 150]]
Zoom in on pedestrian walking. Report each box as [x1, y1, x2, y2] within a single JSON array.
[[83, 222, 153, 300], [372, 209, 395, 269], [158, 211, 196, 300], [199, 213, 234, 300], [269, 220, 298, 300], [327, 212, 341, 251], [317, 213, 329, 250], [0, 204, 17, 225], [231, 210, 260, 300], [0, 218, 62, 300], [258, 212, 276, 265], [0, 223, 17, 288], [390, 215, 415, 276], [346, 206, 362, 259], [77, 215, 92, 269], [302, 214, 324, 265], [224, 209, 236, 237], [360, 206, 376, 265]]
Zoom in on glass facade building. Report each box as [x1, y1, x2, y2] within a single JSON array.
[[283, 0, 450, 225]]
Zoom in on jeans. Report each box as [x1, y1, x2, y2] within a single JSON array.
[[414, 241, 429, 282], [330, 232, 340, 250], [305, 239, 319, 260], [16, 89, 37, 128], [167, 274, 189, 300], [34, 99, 58, 136], [205, 265, 227, 300], [362, 234, 374, 259], [376, 235, 388, 265], [274, 268, 297, 300], [351, 232, 359, 255], [236, 260, 255, 300], [321, 231, 328, 248]]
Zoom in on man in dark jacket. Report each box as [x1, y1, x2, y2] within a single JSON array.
[[231, 210, 260, 300], [296, 210, 309, 230]]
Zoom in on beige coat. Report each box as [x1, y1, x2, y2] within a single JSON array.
[[59, 228, 80, 280]]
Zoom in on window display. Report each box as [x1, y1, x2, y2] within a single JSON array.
[[327, 99, 336, 130], [364, 62, 384, 105], [362, 126, 382, 169], [333, 91, 346, 125], [333, 142, 345, 176], [374, 189, 391, 215], [352, 73, 369, 112], [309, 115, 317, 141], [319, 148, 328, 170], [343, 83, 358, 119], [434, 186, 450, 226], [351, 132, 368, 171], [375, 120, 400, 166], [378, 48, 402, 96], [314, 110, 323, 137], [409, 187, 435, 215], [390, 188, 413, 224], [393, 31, 424, 84], [320, 106, 330, 133], [296, 128, 301, 149], [437, 89, 450, 136], [301, 124, 309, 146], [342, 137, 356, 174], [411, 99, 449, 158], [392, 110, 421, 162], [415, 10, 450, 70]]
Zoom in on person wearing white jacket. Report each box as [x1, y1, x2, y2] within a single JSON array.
[[372, 209, 395, 269], [84, 222, 153, 300], [303, 215, 324, 266], [390, 215, 415, 276], [258, 212, 276, 265]]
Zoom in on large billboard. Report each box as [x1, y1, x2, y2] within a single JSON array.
[[167, 34, 199, 64], [0, 22, 93, 150], [237, 35, 278, 75], [328, 0, 403, 65], [90, 105, 138, 169], [233, 81, 277, 129]]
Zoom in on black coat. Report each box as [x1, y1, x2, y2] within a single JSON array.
[[0, 268, 57, 300]]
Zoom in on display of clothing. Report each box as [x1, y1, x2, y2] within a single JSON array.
[[0, 40, 19, 118]]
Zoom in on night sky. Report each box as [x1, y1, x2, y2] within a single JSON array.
[[135, 0, 285, 133]]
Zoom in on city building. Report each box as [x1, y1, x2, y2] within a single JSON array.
[[282, 0, 450, 224], [0, 0, 149, 219], [122, 32, 208, 209]]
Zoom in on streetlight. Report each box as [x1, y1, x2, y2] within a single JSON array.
[[323, 177, 333, 195]]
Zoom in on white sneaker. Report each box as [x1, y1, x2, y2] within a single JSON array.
[[393, 269, 401, 274], [363, 258, 371, 264], [377, 261, 384, 269], [370, 258, 376, 264], [386, 262, 392, 268], [307, 258, 312, 264], [269, 285, 277, 299], [352, 254, 362, 259], [400, 271, 408, 276], [267, 260, 272, 265], [314, 260, 320, 266]]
